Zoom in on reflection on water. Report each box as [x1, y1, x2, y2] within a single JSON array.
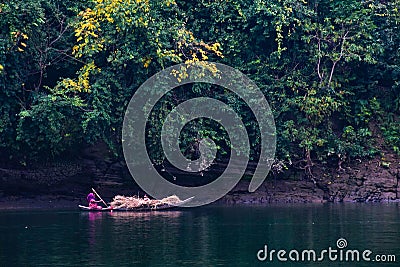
[[108, 210, 182, 220], [0, 204, 399, 266]]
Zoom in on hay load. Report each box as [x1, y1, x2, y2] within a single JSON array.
[[160, 195, 181, 205], [109, 195, 182, 210]]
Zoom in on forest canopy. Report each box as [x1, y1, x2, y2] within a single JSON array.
[[0, 0, 399, 174]]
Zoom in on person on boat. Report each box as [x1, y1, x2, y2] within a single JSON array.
[[87, 192, 102, 210]]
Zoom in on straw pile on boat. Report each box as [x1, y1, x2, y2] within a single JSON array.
[[110, 195, 181, 210]]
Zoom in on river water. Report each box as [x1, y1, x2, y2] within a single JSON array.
[[0, 204, 399, 266]]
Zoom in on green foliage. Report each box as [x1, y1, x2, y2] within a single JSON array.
[[0, 0, 86, 160], [0, 0, 399, 170], [381, 118, 400, 155], [16, 87, 85, 159]]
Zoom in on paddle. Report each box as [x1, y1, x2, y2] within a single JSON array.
[[91, 188, 109, 208]]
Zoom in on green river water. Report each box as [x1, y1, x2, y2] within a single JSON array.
[[0, 204, 399, 267]]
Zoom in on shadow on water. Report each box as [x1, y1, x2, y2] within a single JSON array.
[[0, 203, 399, 266]]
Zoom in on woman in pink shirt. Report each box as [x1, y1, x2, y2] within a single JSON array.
[[87, 193, 102, 210]]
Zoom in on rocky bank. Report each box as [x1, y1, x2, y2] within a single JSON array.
[[0, 144, 399, 207]]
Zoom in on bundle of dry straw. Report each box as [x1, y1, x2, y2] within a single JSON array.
[[110, 195, 181, 210]]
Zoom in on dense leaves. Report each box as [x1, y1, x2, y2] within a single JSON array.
[[0, 0, 399, 175]]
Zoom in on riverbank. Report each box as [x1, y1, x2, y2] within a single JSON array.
[[1, 175, 399, 211], [1, 144, 399, 209], [1, 186, 399, 211]]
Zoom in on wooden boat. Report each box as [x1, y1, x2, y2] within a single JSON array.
[[78, 205, 113, 211], [78, 196, 194, 212]]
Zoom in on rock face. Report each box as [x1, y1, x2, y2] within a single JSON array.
[[219, 154, 400, 204], [0, 143, 399, 204], [0, 143, 135, 198], [320, 160, 400, 203]]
